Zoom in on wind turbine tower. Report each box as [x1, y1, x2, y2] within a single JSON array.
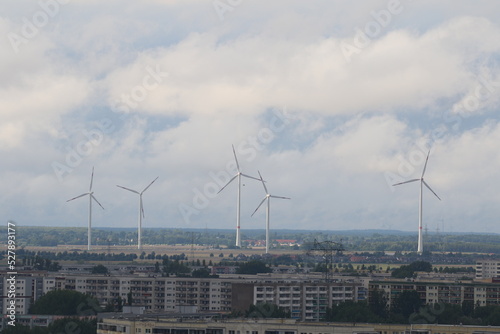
[[251, 171, 290, 254], [117, 177, 158, 250], [67, 167, 104, 251], [217, 145, 260, 247], [393, 150, 441, 254]]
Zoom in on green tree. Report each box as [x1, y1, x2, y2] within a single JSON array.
[[326, 301, 381, 323], [369, 289, 388, 319], [392, 261, 432, 278], [163, 259, 190, 275], [91, 264, 109, 274], [462, 300, 474, 316], [246, 303, 290, 318], [236, 260, 272, 275], [192, 268, 211, 278], [391, 290, 422, 320], [409, 261, 432, 272], [104, 297, 124, 312], [474, 305, 500, 325], [433, 303, 464, 325], [29, 290, 101, 315], [127, 291, 133, 305]]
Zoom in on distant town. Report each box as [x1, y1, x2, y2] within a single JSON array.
[[2, 227, 500, 333]]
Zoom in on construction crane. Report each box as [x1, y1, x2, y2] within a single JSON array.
[[306, 239, 345, 282]]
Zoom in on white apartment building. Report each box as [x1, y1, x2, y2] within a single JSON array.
[[1, 272, 367, 321], [232, 278, 366, 321], [476, 260, 500, 279], [369, 278, 500, 308], [1, 276, 43, 315]]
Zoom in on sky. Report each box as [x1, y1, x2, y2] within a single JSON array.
[[1, 0, 500, 235]]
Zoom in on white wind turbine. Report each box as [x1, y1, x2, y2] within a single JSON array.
[[251, 171, 290, 254], [67, 167, 104, 251], [117, 176, 158, 250], [217, 145, 261, 247], [393, 150, 441, 254]]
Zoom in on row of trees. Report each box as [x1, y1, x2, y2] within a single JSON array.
[[22, 256, 62, 271], [391, 260, 432, 278], [16, 249, 138, 262]]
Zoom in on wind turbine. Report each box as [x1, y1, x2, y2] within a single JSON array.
[[117, 176, 158, 250], [217, 145, 261, 247], [251, 171, 290, 254], [67, 167, 104, 251], [393, 150, 441, 254]]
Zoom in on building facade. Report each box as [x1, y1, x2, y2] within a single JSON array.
[[369, 278, 500, 308], [4, 270, 500, 322], [1, 272, 366, 321], [476, 260, 500, 279], [1, 275, 44, 315], [231, 279, 366, 320]]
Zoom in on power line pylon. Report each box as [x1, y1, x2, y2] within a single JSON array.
[[306, 239, 345, 282]]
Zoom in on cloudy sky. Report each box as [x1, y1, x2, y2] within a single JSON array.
[[1, 0, 500, 235]]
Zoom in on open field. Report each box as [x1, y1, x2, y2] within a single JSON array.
[[22, 244, 305, 263], [19, 244, 480, 269]]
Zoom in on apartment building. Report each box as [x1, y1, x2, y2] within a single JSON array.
[[231, 278, 366, 321], [1, 275, 43, 315], [1, 271, 367, 321], [369, 278, 500, 308], [476, 260, 500, 279], [39, 274, 236, 314], [6, 269, 500, 322]]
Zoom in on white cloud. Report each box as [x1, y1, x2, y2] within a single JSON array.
[[1, 1, 500, 235]]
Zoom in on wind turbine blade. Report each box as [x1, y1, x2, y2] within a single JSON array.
[[89, 166, 94, 191], [422, 180, 441, 201], [270, 195, 290, 200], [217, 175, 238, 194], [116, 185, 140, 194], [232, 145, 241, 172], [142, 176, 159, 193], [251, 197, 267, 217], [257, 171, 268, 194], [140, 197, 145, 218], [421, 150, 430, 178], [392, 178, 420, 186], [241, 173, 262, 183], [91, 194, 105, 210], [67, 193, 88, 202]]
